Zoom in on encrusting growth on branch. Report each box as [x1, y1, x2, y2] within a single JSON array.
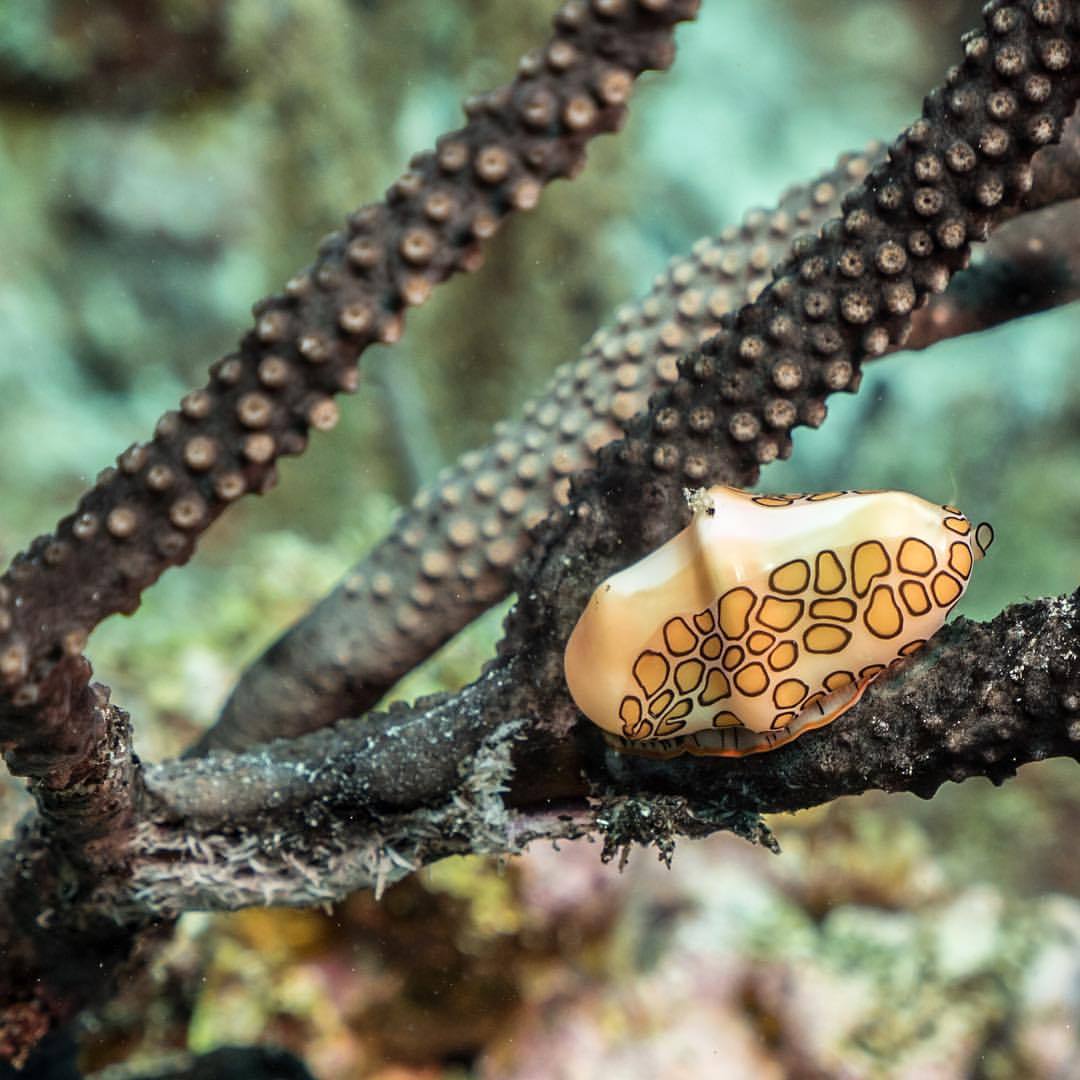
[[604, 591, 1080, 809], [0, 0, 701, 775], [23, 591, 1080, 915]]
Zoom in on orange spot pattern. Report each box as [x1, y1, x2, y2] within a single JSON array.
[[615, 490, 978, 754]]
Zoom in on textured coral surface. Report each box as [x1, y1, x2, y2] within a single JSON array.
[[204, 142, 878, 751], [1, 1, 1079, 1077], [0, 0, 700, 770]]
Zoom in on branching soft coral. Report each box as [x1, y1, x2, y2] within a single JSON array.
[[2, 0, 1080, 1069], [0, 0, 700, 780]]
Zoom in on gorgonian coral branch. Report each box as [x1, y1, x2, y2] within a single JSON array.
[[17, 592, 1080, 919], [550, 0, 1080, 579], [0, 689, 139, 1065], [206, 63, 1080, 757], [2, 4, 1079, 1062], [196, 145, 881, 753], [6, 584, 1079, 1062], [904, 191, 1080, 348], [0, 1, 702, 1055], [0, 0, 700, 777], [492, 0, 1080, 796]]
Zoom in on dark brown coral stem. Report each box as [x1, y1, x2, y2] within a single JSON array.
[[0, 0, 700, 774], [2, 0, 1080, 1067], [549, 0, 1080, 589], [197, 144, 882, 754], [903, 192, 1080, 349], [3, 591, 1079, 1056], [602, 592, 1080, 809], [25, 592, 1080, 917], [0, 1, 702, 1060], [0, 689, 139, 1067], [212, 104, 1080, 762]]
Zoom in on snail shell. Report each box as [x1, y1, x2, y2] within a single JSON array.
[[564, 486, 992, 758]]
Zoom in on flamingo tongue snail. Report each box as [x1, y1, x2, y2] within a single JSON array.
[[564, 487, 993, 758]]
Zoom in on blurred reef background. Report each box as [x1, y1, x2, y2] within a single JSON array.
[[1, 0, 1079, 1076]]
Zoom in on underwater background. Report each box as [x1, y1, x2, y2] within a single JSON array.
[[0, 0, 1078, 1076]]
